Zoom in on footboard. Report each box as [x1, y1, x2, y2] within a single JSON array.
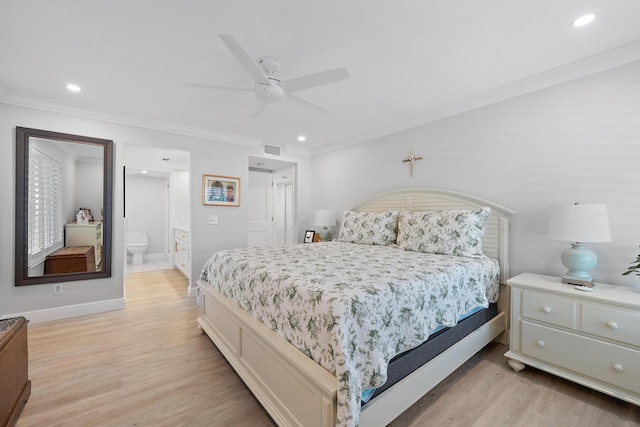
[[197, 280, 338, 427]]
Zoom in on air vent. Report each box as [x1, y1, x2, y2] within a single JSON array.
[[263, 144, 281, 157]]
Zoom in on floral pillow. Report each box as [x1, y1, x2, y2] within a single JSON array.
[[337, 210, 399, 245], [396, 208, 491, 257]]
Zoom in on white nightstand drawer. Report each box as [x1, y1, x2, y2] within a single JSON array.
[[522, 292, 576, 329], [581, 304, 640, 347], [522, 321, 640, 394]]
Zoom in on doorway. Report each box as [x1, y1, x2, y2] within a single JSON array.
[[124, 145, 191, 279], [248, 156, 296, 248]]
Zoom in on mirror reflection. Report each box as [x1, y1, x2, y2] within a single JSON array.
[[15, 127, 113, 286]]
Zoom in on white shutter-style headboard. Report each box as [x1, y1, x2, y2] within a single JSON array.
[[350, 188, 515, 283]]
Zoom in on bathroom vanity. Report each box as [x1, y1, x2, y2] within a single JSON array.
[[174, 228, 190, 278]]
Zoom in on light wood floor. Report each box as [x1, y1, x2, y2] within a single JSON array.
[[17, 270, 640, 427]]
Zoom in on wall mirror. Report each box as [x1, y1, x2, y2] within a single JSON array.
[[15, 127, 113, 286]]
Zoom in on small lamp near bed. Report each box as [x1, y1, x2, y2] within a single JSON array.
[[314, 209, 336, 241], [547, 203, 611, 288]]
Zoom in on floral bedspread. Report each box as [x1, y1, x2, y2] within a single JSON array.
[[200, 241, 499, 427]]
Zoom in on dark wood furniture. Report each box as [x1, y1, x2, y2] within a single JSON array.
[[0, 317, 30, 427], [45, 246, 96, 275]]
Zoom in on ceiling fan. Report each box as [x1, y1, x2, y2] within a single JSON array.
[[186, 33, 350, 117]]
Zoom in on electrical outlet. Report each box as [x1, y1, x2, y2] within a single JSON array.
[[53, 284, 63, 295], [208, 215, 218, 225]]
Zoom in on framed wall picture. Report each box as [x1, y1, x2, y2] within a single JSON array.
[[304, 230, 315, 243], [203, 174, 240, 207]]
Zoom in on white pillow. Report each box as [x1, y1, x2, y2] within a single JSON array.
[[337, 210, 399, 245], [396, 208, 491, 256]]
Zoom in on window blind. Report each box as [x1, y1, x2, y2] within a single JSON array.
[[28, 146, 63, 266]]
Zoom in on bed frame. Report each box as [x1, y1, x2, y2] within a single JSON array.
[[197, 188, 514, 427]]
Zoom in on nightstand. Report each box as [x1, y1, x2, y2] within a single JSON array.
[[505, 273, 640, 406]]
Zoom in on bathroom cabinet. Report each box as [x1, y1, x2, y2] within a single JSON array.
[[65, 221, 102, 268], [174, 228, 190, 278]]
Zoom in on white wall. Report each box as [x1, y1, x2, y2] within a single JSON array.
[[126, 174, 167, 256], [311, 60, 640, 287], [172, 170, 190, 225], [75, 161, 104, 222], [7, 60, 635, 320], [0, 103, 312, 319]]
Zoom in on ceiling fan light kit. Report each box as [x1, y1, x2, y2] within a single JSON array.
[[255, 81, 285, 102], [186, 33, 350, 117]]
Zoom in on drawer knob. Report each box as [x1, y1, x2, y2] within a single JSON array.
[[542, 306, 551, 314], [537, 340, 545, 348], [606, 321, 618, 330], [613, 364, 624, 373]]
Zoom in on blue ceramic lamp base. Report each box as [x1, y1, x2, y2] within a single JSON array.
[[318, 227, 332, 242], [561, 243, 597, 285]]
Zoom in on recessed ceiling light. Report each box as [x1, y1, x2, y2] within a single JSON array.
[[141, 170, 148, 174], [571, 14, 595, 27], [297, 135, 306, 142], [66, 83, 82, 92]]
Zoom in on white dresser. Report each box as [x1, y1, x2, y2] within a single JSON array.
[[506, 273, 640, 406], [65, 221, 102, 268]]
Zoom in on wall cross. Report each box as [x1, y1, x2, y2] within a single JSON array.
[[402, 150, 423, 177]]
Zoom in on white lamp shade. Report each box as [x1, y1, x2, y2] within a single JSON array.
[[314, 209, 336, 227], [547, 204, 612, 243]]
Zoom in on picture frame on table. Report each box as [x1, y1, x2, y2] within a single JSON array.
[[304, 230, 315, 243], [203, 174, 240, 207]]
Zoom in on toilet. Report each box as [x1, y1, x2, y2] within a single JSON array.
[[127, 232, 148, 265]]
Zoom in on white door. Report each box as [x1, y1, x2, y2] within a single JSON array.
[[248, 170, 273, 247], [275, 184, 286, 246], [284, 183, 294, 245], [275, 182, 295, 246]]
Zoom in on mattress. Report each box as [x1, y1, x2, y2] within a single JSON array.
[[200, 241, 500, 427], [364, 302, 498, 404]]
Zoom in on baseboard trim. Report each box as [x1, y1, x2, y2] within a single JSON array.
[[1, 298, 126, 324]]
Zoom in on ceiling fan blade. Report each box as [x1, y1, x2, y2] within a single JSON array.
[[183, 82, 253, 92], [281, 68, 350, 93], [219, 33, 270, 85], [251, 100, 269, 117], [288, 93, 331, 114]]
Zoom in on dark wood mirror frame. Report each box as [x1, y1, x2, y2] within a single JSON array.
[[15, 127, 114, 286]]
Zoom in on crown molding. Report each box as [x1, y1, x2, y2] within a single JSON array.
[[312, 40, 640, 156], [3, 39, 640, 157], [283, 144, 311, 157], [0, 92, 264, 148]]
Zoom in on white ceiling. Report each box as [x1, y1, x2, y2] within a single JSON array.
[[2, 1, 640, 156]]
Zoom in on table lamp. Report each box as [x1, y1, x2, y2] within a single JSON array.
[[314, 209, 336, 241], [547, 203, 611, 286]]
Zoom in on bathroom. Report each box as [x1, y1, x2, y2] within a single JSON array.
[[124, 145, 190, 276]]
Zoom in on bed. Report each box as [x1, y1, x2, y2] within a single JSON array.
[[197, 188, 514, 427]]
